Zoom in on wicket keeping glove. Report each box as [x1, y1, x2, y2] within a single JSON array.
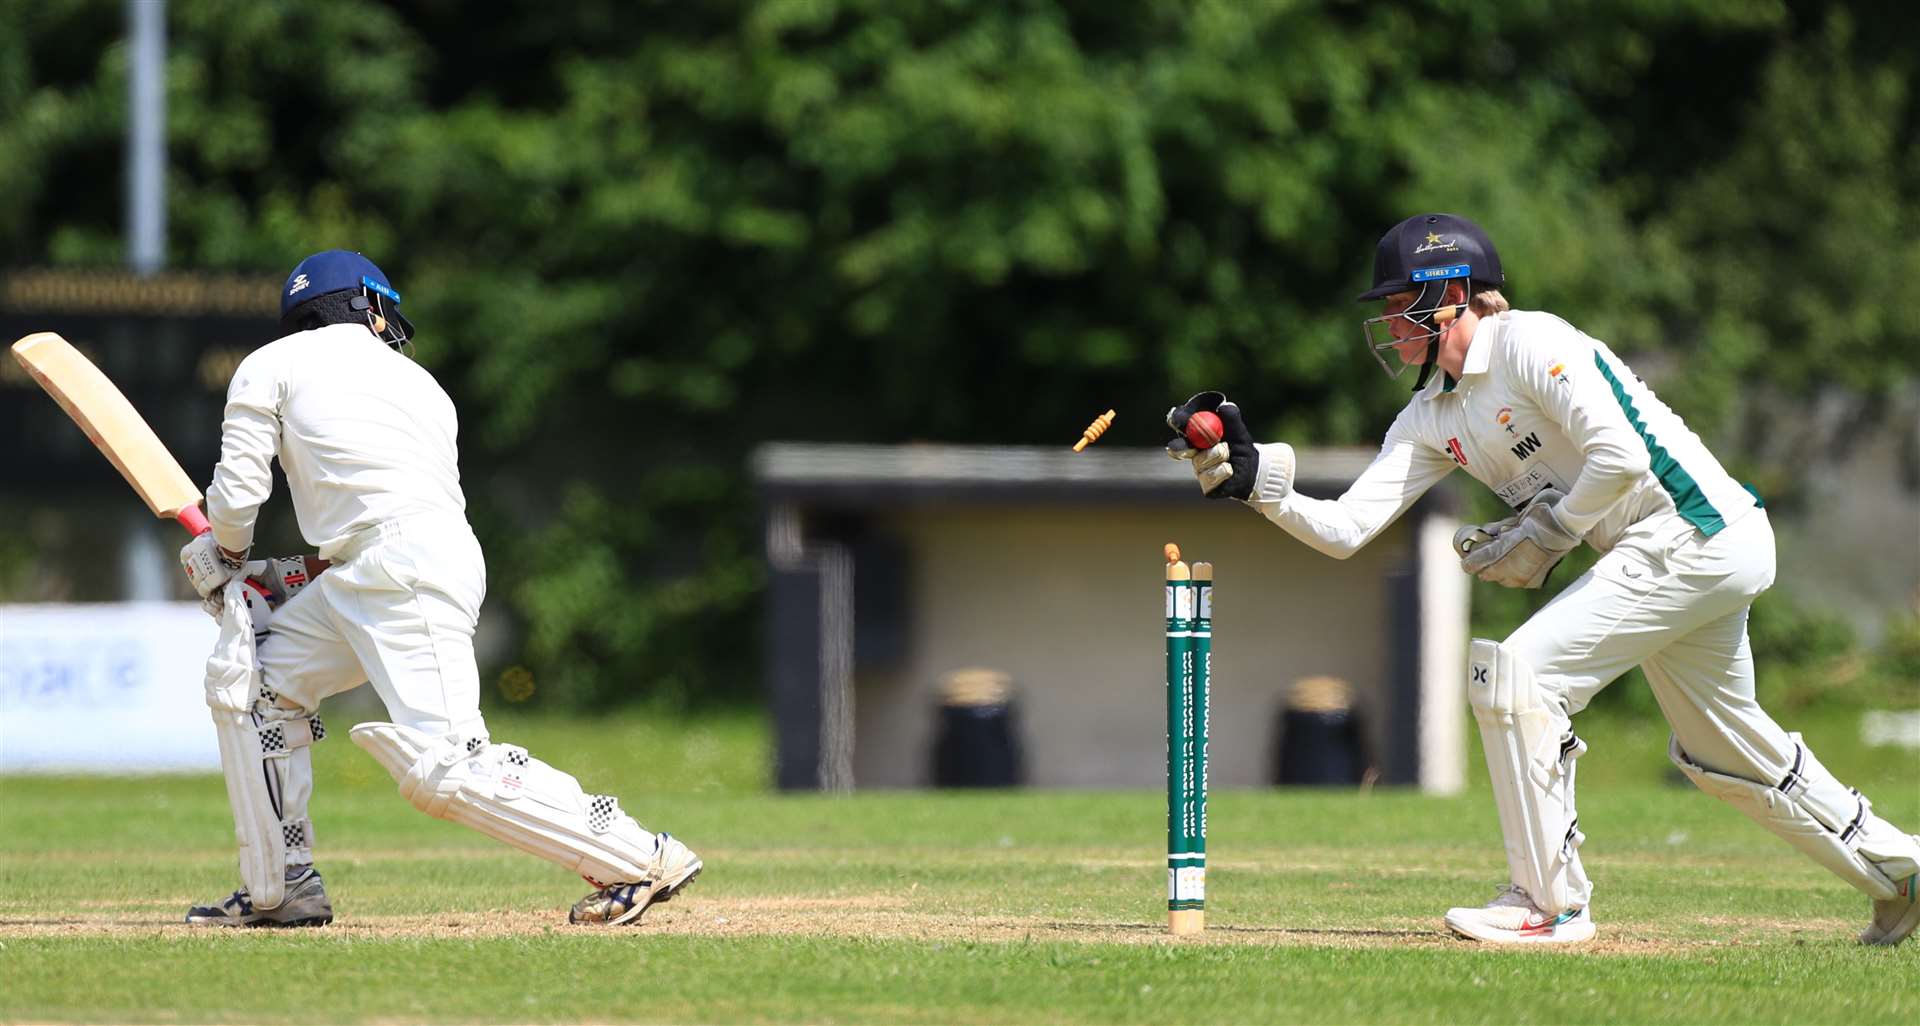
[[1165, 391, 1294, 503], [1457, 488, 1579, 589]]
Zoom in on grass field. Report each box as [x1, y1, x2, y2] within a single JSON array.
[[2, 702, 1916, 1025]]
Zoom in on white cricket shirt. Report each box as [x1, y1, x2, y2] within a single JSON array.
[[205, 323, 468, 559], [1253, 310, 1760, 558]]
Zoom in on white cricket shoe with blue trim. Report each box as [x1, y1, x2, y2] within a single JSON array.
[[568, 832, 702, 926], [185, 866, 333, 928], [1445, 884, 1595, 944]]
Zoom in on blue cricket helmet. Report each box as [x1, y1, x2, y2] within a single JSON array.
[[280, 250, 415, 348]]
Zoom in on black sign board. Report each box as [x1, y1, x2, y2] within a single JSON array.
[[2, 269, 281, 490]]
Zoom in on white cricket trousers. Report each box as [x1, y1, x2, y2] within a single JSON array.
[[247, 516, 670, 889], [1497, 506, 1920, 910], [1505, 508, 1785, 784], [258, 514, 488, 741]]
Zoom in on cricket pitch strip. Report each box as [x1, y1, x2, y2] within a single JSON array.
[[0, 895, 1850, 956]]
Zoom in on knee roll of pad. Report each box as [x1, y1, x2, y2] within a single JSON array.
[[350, 721, 660, 887], [1669, 734, 1916, 901], [1469, 637, 1544, 717], [1468, 639, 1592, 914]]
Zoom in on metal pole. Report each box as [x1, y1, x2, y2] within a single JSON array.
[[126, 0, 169, 600], [127, 0, 166, 276]]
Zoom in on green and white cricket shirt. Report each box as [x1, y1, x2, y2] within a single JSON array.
[[1253, 310, 1760, 557]]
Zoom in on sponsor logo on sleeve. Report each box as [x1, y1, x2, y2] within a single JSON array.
[[1445, 437, 1469, 467]]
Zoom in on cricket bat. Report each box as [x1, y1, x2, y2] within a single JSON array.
[[12, 331, 211, 536]]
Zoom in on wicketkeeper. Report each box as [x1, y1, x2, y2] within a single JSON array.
[[179, 250, 700, 927], [1167, 213, 1919, 945]]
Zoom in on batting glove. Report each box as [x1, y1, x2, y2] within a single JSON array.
[[179, 533, 247, 599]]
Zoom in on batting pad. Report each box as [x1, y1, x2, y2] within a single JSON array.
[[1467, 638, 1592, 914], [205, 580, 323, 911], [350, 721, 660, 886], [1669, 734, 1920, 901]]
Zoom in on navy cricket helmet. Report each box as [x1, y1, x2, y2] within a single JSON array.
[[1357, 213, 1503, 301], [279, 250, 416, 350], [1357, 214, 1503, 388]]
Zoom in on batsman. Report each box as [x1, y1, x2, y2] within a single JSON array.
[[1166, 214, 1920, 945], [178, 251, 701, 927]]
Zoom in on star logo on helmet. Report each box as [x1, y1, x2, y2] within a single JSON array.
[[1425, 232, 1443, 245]]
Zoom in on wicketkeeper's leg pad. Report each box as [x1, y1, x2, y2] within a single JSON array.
[[349, 721, 660, 887], [1468, 638, 1592, 914], [206, 580, 325, 911], [1669, 734, 1920, 901]]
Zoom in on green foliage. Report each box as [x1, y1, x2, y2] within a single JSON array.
[[1749, 596, 1861, 710], [2, 1, 1916, 705], [1747, 602, 1920, 712], [1877, 615, 1920, 683], [1653, 9, 1920, 423]]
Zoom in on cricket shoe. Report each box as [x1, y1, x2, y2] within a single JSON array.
[[569, 832, 703, 926], [1861, 867, 1920, 946], [1444, 884, 1595, 945], [185, 866, 333, 928]]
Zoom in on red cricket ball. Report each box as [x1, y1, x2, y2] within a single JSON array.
[[1185, 409, 1224, 449]]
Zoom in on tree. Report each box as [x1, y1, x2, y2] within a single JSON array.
[[2, 0, 1914, 706]]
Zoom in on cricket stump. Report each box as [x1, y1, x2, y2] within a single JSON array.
[[1166, 549, 1211, 935]]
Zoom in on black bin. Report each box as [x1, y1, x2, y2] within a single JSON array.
[[1274, 676, 1370, 786], [932, 668, 1024, 788]]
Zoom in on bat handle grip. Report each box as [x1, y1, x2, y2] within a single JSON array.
[[176, 505, 212, 536]]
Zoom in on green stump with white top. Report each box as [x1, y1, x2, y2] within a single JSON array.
[[1165, 546, 1211, 936]]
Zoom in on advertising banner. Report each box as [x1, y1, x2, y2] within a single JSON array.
[[1, 602, 221, 772]]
